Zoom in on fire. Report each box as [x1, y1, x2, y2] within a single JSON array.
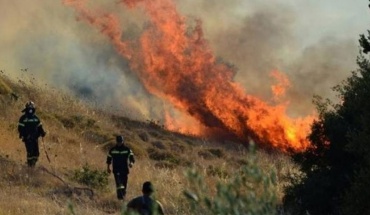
[[270, 70, 290, 100], [64, 0, 316, 152], [164, 110, 204, 136]]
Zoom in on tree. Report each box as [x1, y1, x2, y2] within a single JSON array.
[[284, 10, 370, 215]]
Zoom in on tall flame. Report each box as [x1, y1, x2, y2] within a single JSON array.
[[64, 0, 316, 152]]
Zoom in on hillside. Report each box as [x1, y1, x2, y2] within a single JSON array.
[[0, 72, 297, 215]]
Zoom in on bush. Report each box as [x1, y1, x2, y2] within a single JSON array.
[[184, 142, 278, 215], [71, 164, 109, 190], [341, 168, 370, 215], [206, 165, 229, 179]]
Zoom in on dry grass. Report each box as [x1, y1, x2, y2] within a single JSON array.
[[0, 77, 12, 95], [0, 72, 299, 214]]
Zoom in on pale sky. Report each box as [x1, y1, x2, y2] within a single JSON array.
[[285, 0, 370, 48]]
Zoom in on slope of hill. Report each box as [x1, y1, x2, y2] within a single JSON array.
[[0, 72, 298, 214]]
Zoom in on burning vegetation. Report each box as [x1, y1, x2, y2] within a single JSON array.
[[64, 0, 316, 152]]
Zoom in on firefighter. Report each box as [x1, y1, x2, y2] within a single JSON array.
[[126, 181, 165, 215], [107, 135, 135, 200], [18, 101, 46, 167]]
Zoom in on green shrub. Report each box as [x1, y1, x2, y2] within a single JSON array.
[[184, 142, 278, 215], [71, 164, 109, 190], [206, 165, 229, 179], [341, 168, 370, 215]]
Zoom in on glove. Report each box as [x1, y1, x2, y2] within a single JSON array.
[[41, 131, 46, 137], [19, 134, 23, 139], [107, 167, 111, 174], [129, 163, 133, 168]]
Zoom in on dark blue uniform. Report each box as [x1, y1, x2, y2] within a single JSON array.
[[107, 144, 135, 199], [18, 109, 46, 167]]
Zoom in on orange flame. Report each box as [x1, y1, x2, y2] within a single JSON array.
[[64, 0, 316, 152], [270, 70, 290, 101]]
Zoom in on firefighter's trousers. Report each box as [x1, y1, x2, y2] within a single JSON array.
[[113, 172, 128, 200], [24, 139, 39, 167]]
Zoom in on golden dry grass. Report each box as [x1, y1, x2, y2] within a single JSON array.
[[0, 73, 299, 214]]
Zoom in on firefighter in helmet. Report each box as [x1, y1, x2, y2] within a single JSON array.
[[107, 135, 135, 200], [18, 101, 46, 167]]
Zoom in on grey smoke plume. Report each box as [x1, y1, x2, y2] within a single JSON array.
[[0, 0, 364, 121], [177, 0, 360, 116], [0, 0, 159, 119]]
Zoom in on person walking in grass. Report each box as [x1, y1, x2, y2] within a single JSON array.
[[107, 135, 135, 200], [126, 181, 165, 215], [18, 101, 46, 167]]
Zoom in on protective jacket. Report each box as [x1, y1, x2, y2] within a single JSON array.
[[106, 145, 135, 173], [18, 113, 46, 140]]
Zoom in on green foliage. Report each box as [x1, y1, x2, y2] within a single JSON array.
[[71, 164, 109, 190], [359, 30, 370, 54], [206, 165, 229, 179], [341, 168, 370, 215], [184, 143, 278, 215], [284, 28, 370, 214], [68, 201, 76, 215]]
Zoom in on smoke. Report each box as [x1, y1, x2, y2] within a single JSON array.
[[0, 0, 160, 119], [0, 0, 362, 124], [175, 0, 360, 116], [286, 38, 358, 116]]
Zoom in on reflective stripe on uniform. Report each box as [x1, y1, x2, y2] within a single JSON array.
[[23, 118, 39, 123], [27, 156, 38, 160], [116, 185, 125, 190], [18, 123, 25, 127], [111, 150, 129, 154]]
